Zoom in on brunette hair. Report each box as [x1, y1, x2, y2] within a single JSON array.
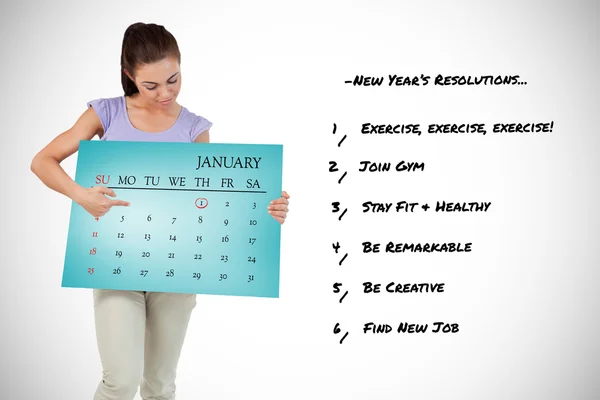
[[120, 22, 181, 96]]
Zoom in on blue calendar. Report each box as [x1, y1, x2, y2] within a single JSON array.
[[62, 140, 283, 298]]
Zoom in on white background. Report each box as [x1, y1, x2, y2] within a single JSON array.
[[2, 0, 599, 399]]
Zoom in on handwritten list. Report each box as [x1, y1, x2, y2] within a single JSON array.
[[330, 73, 552, 342]]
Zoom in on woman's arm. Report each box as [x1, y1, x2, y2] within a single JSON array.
[[31, 107, 102, 203], [31, 107, 129, 217]]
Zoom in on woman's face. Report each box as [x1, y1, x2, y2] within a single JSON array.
[[128, 56, 182, 107]]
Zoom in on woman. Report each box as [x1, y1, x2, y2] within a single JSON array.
[[30, 22, 290, 400]]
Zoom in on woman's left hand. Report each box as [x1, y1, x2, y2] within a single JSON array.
[[268, 190, 290, 224]]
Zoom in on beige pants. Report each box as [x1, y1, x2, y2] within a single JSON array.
[[92, 289, 197, 400]]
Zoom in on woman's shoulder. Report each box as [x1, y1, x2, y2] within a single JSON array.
[[179, 104, 213, 139], [85, 95, 127, 135], [181, 104, 208, 119], [87, 94, 124, 103], [179, 103, 211, 124], [86, 95, 124, 113]]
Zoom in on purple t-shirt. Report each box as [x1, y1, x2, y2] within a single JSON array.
[[86, 95, 212, 142]]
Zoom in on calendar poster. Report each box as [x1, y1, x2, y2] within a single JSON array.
[[62, 140, 283, 298]]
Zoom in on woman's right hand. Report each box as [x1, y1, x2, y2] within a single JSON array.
[[77, 186, 130, 218]]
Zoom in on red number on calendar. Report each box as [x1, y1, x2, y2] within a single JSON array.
[[88, 268, 94, 275]]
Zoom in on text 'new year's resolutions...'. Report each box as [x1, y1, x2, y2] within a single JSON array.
[[329, 89, 553, 342]]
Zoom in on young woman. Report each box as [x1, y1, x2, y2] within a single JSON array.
[[30, 22, 290, 400]]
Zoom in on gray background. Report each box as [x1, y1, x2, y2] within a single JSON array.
[[2, 0, 598, 399]]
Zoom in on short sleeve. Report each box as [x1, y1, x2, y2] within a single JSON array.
[[190, 115, 213, 141], [86, 98, 111, 133]]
